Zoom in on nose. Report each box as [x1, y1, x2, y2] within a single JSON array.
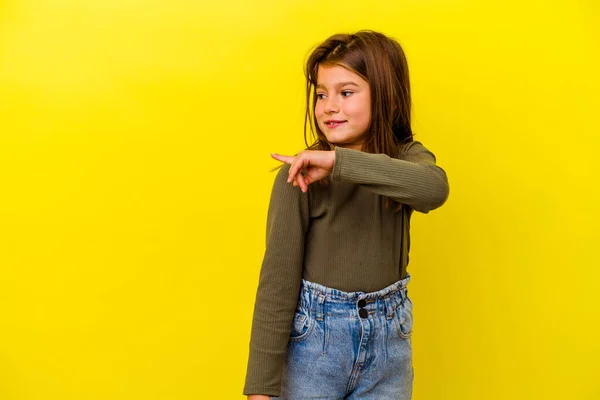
[[324, 96, 339, 114]]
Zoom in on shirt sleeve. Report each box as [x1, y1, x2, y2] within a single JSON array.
[[243, 164, 310, 397], [330, 140, 450, 213]]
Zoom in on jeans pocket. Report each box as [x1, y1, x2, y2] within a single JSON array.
[[289, 308, 315, 342], [393, 295, 413, 340]]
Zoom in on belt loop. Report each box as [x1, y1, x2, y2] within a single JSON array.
[[384, 296, 394, 319], [316, 292, 325, 321], [399, 288, 405, 306], [401, 287, 408, 305]]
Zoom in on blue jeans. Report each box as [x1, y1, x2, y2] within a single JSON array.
[[271, 274, 414, 400]]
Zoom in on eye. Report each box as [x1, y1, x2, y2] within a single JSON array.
[[316, 93, 327, 100], [341, 91, 353, 97]]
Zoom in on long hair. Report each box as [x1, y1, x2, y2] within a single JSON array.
[[304, 30, 413, 154], [303, 30, 414, 210], [271, 31, 413, 210]]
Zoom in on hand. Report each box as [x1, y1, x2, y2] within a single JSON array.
[[271, 150, 335, 193], [247, 395, 270, 400]]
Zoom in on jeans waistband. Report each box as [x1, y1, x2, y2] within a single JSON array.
[[299, 274, 411, 303]]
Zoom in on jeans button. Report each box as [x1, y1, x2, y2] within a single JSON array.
[[358, 308, 368, 318], [358, 299, 366, 308]]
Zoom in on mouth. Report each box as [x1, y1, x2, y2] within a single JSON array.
[[324, 120, 346, 128]]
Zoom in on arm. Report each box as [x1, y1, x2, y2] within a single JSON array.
[[243, 164, 309, 397], [331, 141, 449, 213]]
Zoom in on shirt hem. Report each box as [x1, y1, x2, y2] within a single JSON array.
[[243, 386, 279, 397]]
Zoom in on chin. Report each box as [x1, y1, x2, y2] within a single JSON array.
[[327, 136, 352, 145], [324, 133, 347, 144]]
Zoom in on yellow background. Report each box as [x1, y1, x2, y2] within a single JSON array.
[[1, 0, 599, 399]]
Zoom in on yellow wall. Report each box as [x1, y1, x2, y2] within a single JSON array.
[[1, 0, 598, 398]]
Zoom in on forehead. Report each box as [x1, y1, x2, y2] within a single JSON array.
[[316, 64, 367, 87]]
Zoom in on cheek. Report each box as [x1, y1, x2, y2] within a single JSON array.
[[314, 105, 326, 130], [347, 103, 370, 125], [314, 103, 324, 118]]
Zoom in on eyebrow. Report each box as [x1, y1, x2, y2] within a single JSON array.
[[316, 81, 360, 90]]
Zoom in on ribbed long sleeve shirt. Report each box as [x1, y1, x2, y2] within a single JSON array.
[[243, 140, 450, 397]]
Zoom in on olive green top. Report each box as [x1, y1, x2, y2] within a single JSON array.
[[243, 141, 450, 397]]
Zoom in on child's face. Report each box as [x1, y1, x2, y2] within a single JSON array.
[[315, 65, 371, 151]]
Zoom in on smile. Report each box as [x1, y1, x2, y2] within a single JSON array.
[[325, 121, 346, 128]]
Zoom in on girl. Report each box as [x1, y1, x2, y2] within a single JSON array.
[[243, 30, 449, 400]]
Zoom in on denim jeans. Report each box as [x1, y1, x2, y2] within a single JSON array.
[[271, 274, 414, 400]]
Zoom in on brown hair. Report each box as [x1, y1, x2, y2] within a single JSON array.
[[304, 30, 414, 155], [271, 31, 413, 210], [304, 30, 414, 211]]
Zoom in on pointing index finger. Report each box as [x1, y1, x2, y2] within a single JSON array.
[[271, 153, 295, 164]]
